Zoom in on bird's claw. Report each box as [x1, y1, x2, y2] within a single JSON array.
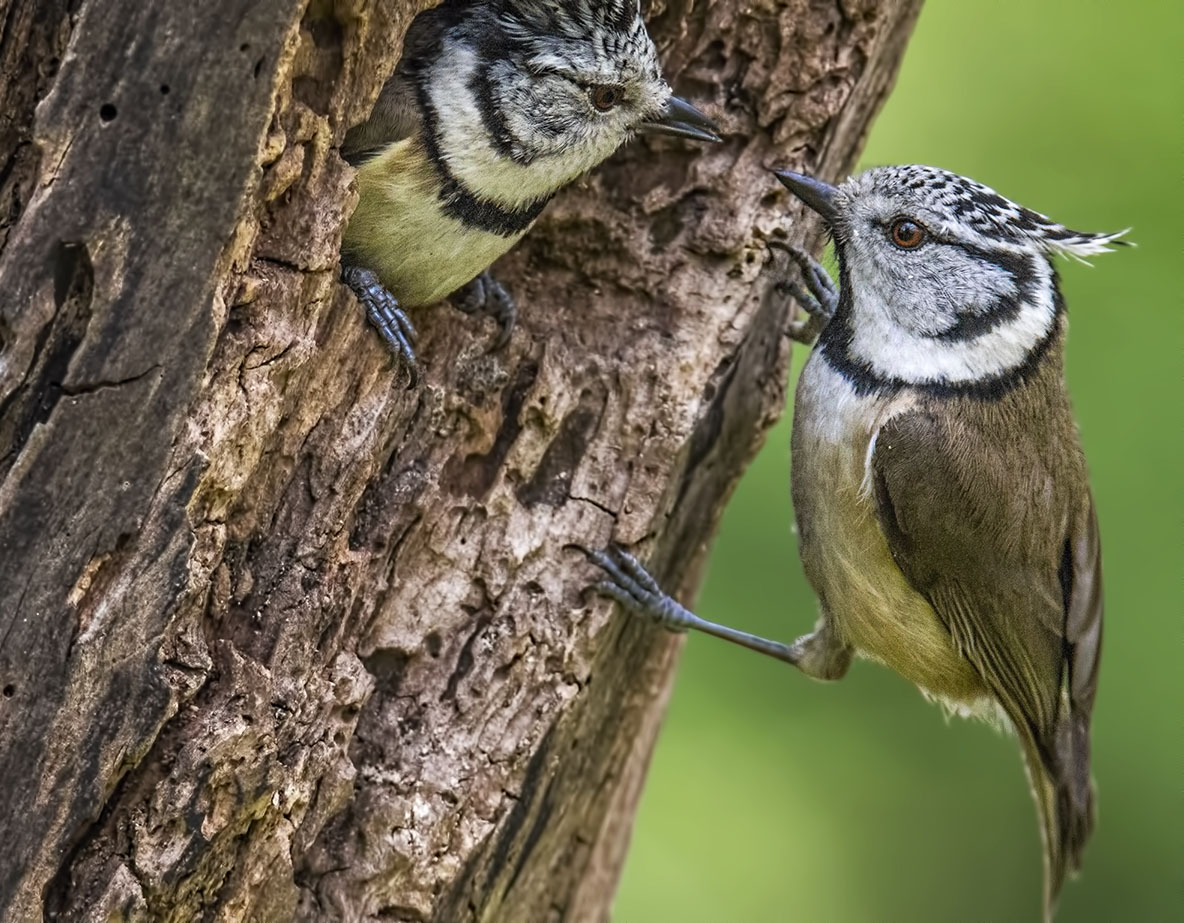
[[768, 240, 839, 344], [342, 265, 420, 387], [582, 545, 692, 634], [450, 270, 517, 351]]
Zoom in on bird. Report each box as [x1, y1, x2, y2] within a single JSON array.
[[587, 163, 1127, 919], [339, 0, 721, 382]]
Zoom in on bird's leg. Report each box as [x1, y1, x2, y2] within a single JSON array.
[[769, 240, 839, 345], [778, 613, 852, 681], [449, 270, 517, 351], [583, 546, 851, 678], [342, 265, 419, 386]]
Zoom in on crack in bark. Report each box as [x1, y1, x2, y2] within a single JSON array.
[[570, 494, 619, 520], [440, 615, 493, 705], [57, 363, 162, 398], [0, 240, 95, 477]]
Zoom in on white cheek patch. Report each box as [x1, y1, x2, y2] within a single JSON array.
[[846, 250, 1057, 385], [427, 41, 631, 207]]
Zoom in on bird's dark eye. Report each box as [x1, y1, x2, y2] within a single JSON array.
[[889, 218, 927, 249], [590, 85, 623, 112]]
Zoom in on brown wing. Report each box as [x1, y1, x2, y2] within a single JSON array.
[[872, 407, 1102, 912], [341, 75, 419, 166], [341, 2, 464, 164]]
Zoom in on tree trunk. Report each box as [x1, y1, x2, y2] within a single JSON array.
[[0, 0, 921, 919]]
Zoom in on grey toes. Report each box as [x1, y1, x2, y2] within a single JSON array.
[[450, 270, 517, 351], [483, 277, 516, 351], [768, 240, 839, 321], [343, 265, 420, 386], [585, 546, 690, 634]]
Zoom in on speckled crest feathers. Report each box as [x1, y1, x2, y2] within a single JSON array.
[[849, 165, 1129, 259], [497, 0, 660, 83], [500, 0, 643, 41]]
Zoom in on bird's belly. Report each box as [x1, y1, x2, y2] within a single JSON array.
[[792, 356, 987, 707], [371, 212, 523, 307], [343, 140, 529, 307]]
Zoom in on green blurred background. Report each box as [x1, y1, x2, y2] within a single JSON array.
[[616, 1, 1182, 920]]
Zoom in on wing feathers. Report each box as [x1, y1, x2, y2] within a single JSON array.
[[872, 407, 1100, 918]]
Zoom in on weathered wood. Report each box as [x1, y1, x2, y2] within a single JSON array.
[[0, 0, 922, 920]]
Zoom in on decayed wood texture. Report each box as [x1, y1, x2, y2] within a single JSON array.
[[0, 0, 922, 919]]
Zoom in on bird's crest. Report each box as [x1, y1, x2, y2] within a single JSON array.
[[500, 0, 644, 41], [859, 165, 1130, 260]]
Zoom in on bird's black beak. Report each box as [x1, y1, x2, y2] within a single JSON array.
[[773, 170, 840, 226], [640, 95, 722, 144]]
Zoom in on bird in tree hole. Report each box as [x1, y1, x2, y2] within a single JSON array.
[[588, 164, 1127, 921], [339, 0, 720, 384]]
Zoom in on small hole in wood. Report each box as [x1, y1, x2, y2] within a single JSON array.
[[99, 103, 117, 123], [2, 684, 14, 698], [159, 84, 170, 95]]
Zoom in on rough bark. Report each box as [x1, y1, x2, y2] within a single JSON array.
[[0, 0, 922, 920]]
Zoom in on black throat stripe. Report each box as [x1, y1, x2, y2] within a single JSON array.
[[417, 82, 553, 238], [470, 35, 521, 164]]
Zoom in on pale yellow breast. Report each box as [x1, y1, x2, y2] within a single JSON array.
[[343, 139, 530, 307], [791, 354, 987, 707]]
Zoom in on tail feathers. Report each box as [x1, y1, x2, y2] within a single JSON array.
[[1021, 715, 1095, 922]]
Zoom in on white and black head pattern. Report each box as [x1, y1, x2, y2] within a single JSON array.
[[491, 0, 667, 165], [405, 0, 668, 233], [819, 165, 1127, 396]]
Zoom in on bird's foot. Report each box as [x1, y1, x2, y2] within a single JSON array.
[[769, 240, 839, 344], [579, 544, 824, 668], [582, 546, 696, 634], [342, 265, 419, 386], [450, 270, 516, 351]]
